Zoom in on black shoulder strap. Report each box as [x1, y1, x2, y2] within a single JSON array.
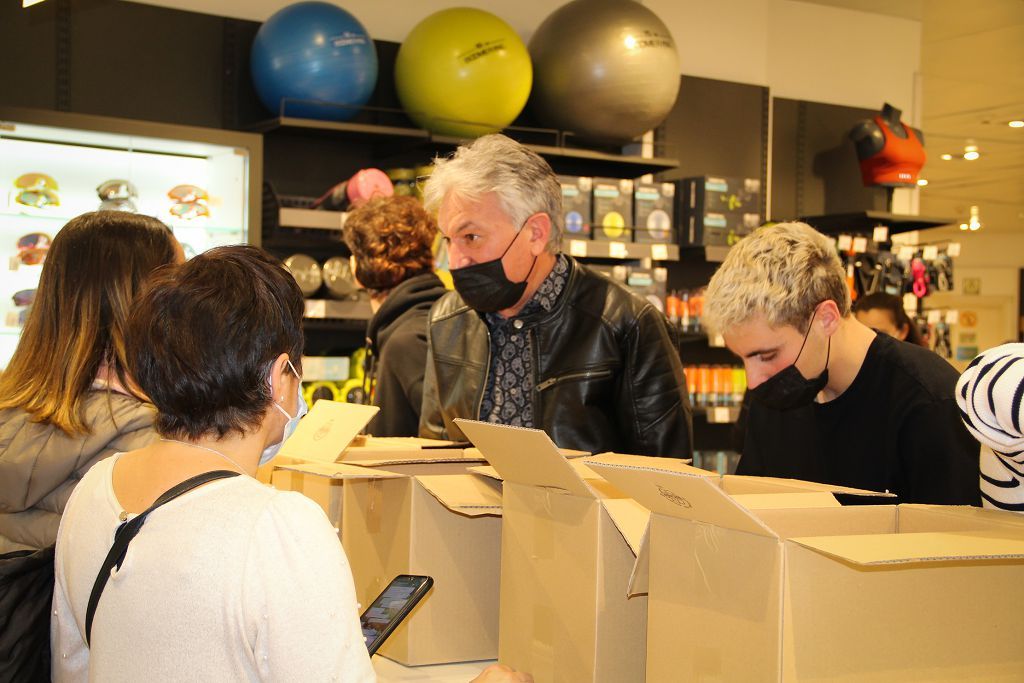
[[84, 469, 240, 646]]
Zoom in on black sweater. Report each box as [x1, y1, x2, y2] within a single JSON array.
[[738, 333, 980, 505], [364, 272, 448, 437]]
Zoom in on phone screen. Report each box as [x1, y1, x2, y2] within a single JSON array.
[[359, 574, 433, 655]]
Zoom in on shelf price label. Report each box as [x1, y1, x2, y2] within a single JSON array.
[[651, 244, 669, 261], [568, 240, 588, 257], [852, 236, 868, 253], [709, 407, 733, 423], [945, 310, 959, 324], [304, 299, 326, 319], [837, 234, 853, 251], [609, 241, 628, 259], [873, 226, 889, 242], [922, 245, 939, 260], [947, 242, 961, 257], [897, 245, 917, 261]]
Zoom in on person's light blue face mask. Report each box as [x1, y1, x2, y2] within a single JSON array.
[[260, 360, 308, 466]]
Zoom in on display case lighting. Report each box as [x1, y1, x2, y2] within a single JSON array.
[[1009, 120, 1024, 128], [940, 153, 953, 160], [22, 0, 48, 7]]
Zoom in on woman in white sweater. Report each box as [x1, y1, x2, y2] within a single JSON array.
[[50, 246, 372, 681]]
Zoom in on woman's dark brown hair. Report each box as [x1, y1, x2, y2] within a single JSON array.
[[342, 195, 437, 294], [0, 211, 178, 434], [854, 292, 926, 346], [126, 245, 304, 441]]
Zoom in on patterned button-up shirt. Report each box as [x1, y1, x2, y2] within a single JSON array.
[[479, 255, 569, 427]]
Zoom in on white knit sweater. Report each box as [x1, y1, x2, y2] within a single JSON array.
[[51, 454, 376, 682]]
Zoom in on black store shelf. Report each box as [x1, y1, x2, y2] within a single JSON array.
[[253, 116, 679, 179], [800, 211, 954, 236]]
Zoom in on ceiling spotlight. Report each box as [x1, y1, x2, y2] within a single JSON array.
[[940, 153, 953, 161], [1009, 120, 1024, 128], [917, 179, 929, 187], [963, 143, 980, 161], [959, 223, 969, 231], [968, 205, 982, 231]]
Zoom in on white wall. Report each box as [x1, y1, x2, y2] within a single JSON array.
[[132, 0, 921, 114]]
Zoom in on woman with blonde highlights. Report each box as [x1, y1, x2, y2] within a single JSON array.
[[0, 211, 180, 552]]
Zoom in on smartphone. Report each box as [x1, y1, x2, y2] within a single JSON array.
[[359, 574, 434, 655]]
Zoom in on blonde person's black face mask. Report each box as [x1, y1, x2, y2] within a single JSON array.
[[748, 308, 830, 411], [450, 221, 537, 313]]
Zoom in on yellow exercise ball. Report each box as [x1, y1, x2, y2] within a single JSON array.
[[395, 8, 532, 139]]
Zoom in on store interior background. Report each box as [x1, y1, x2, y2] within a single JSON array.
[[4, 0, 1024, 369]]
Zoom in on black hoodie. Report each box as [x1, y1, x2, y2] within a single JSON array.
[[363, 272, 448, 436]]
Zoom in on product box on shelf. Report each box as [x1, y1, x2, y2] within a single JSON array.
[[591, 178, 634, 242], [557, 175, 592, 238], [678, 176, 762, 247], [587, 457, 1024, 682], [625, 266, 668, 314], [633, 181, 675, 243], [455, 419, 654, 683]]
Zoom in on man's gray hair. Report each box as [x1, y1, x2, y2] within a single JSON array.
[[423, 134, 564, 253]]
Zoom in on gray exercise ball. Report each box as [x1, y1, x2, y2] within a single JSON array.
[[529, 0, 680, 145]]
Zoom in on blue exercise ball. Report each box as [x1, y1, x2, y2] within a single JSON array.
[[251, 2, 378, 121]]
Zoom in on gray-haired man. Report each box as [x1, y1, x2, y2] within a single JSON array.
[[418, 134, 692, 458]]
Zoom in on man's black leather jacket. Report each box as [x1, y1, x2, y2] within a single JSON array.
[[419, 257, 693, 458]]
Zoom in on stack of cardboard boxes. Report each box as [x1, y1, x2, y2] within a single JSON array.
[[271, 402, 1024, 681]]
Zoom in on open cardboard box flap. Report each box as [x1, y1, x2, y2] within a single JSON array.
[[789, 530, 1024, 565], [278, 399, 378, 463], [627, 522, 651, 598], [340, 448, 485, 467], [587, 461, 777, 537], [583, 452, 699, 472], [455, 419, 595, 498], [414, 473, 503, 518], [276, 460, 403, 480], [747, 475, 895, 499], [601, 498, 650, 557]]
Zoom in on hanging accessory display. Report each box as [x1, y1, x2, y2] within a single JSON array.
[[911, 258, 930, 298]]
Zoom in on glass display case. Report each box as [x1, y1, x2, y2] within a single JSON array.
[[0, 106, 262, 369]]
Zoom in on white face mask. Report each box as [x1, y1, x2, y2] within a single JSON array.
[[260, 360, 308, 466]]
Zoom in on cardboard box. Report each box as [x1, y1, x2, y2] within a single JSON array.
[[558, 175, 592, 238], [633, 181, 675, 243], [341, 462, 502, 666], [592, 177, 634, 241], [679, 176, 762, 247], [587, 457, 1024, 682], [270, 400, 477, 531], [456, 420, 654, 683]]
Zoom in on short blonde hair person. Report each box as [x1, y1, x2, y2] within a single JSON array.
[[423, 133, 564, 254], [704, 221, 850, 334]]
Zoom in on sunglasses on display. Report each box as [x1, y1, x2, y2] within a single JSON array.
[[169, 202, 210, 219], [97, 179, 139, 201], [12, 289, 36, 307], [14, 173, 59, 191], [14, 188, 60, 209], [16, 248, 48, 266], [17, 232, 52, 251], [167, 184, 208, 203]]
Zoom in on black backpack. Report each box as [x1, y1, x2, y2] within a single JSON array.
[[0, 545, 55, 682]]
